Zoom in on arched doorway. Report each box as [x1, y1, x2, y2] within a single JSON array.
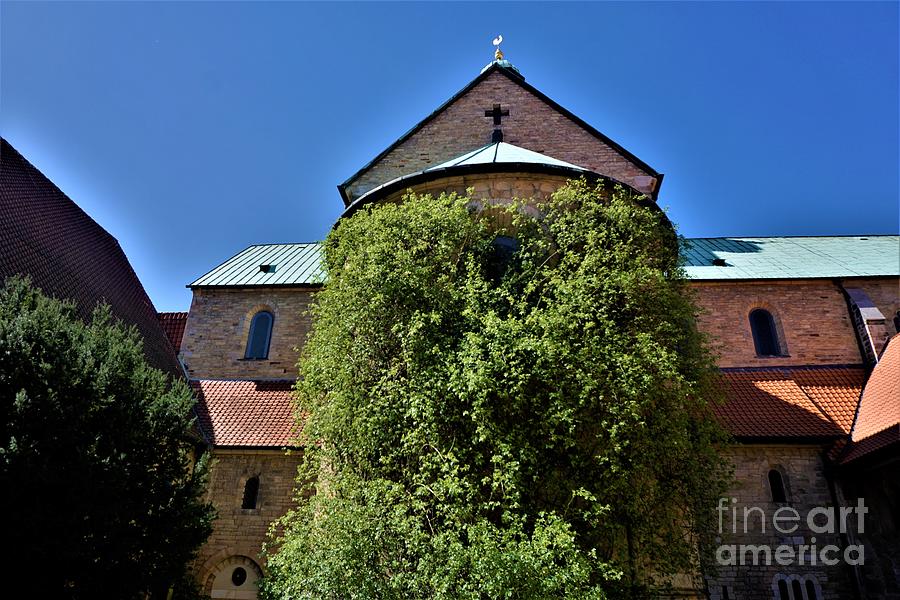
[[204, 555, 263, 599]]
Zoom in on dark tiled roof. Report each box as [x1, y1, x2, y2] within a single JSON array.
[[717, 367, 865, 439], [0, 138, 180, 375], [842, 336, 900, 463], [158, 311, 188, 353], [191, 379, 300, 447]]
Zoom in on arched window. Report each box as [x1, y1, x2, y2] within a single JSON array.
[[241, 476, 259, 509], [245, 311, 273, 359], [487, 235, 520, 280], [749, 308, 782, 356], [768, 469, 787, 503]]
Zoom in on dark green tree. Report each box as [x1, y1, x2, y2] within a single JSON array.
[[0, 277, 215, 599], [263, 181, 729, 599]]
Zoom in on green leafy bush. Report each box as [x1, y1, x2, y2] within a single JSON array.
[[263, 181, 729, 599]]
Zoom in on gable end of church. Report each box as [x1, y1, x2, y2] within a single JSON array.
[[338, 63, 663, 206]]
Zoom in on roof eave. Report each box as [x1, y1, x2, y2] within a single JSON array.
[[338, 162, 658, 223], [687, 274, 900, 283], [187, 283, 324, 290], [208, 444, 305, 451], [730, 435, 845, 444]]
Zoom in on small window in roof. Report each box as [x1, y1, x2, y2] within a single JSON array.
[[259, 264, 276, 273], [245, 311, 273, 359], [749, 309, 782, 356]]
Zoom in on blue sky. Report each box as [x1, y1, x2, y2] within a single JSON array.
[[2, 2, 897, 311]]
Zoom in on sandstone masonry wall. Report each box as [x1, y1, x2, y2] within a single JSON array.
[[195, 449, 304, 586], [707, 445, 854, 600], [181, 288, 315, 380], [380, 172, 574, 207]]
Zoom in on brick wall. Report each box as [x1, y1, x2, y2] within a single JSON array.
[[194, 448, 304, 586], [691, 281, 862, 368], [346, 70, 657, 202], [707, 445, 855, 600], [181, 288, 315, 380], [854, 278, 900, 338]]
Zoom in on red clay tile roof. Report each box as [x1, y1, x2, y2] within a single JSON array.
[[842, 336, 900, 462], [191, 379, 300, 447], [1, 138, 180, 375], [841, 425, 900, 464], [851, 336, 900, 442], [717, 367, 865, 439], [158, 311, 188, 353]]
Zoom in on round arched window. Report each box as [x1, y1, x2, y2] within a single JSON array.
[[749, 309, 782, 356], [487, 235, 520, 280], [231, 567, 247, 586], [245, 311, 274, 359]]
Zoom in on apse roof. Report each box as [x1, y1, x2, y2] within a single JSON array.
[[425, 142, 588, 172], [682, 236, 900, 280], [340, 141, 601, 218]]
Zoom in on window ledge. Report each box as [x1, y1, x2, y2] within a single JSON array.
[[755, 354, 791, 359], [238, 357, 270, 362]]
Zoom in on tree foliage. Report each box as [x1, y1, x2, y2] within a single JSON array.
[[0, 277, 215, 599], [263, 181, 729, 598]]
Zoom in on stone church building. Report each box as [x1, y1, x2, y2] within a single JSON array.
[[160, 54, 899, 599]]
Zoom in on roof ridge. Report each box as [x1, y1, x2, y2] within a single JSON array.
[[247, 241, 322, 247]]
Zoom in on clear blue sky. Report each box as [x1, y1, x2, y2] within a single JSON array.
[[2, 2, 897, 311]]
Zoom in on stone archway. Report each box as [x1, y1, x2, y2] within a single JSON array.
[[204, 555, 263, 599]]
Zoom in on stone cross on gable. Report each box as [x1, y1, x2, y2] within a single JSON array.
[[484, 103, 509, 126]]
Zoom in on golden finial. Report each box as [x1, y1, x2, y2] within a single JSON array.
[[492, 35, 504, 61]]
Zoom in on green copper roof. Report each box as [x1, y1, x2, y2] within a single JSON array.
[[189, 243, 324, 288], [682, 236, 900, 280], [425, 142, 588, 172], [190, 236, 899, 288]]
